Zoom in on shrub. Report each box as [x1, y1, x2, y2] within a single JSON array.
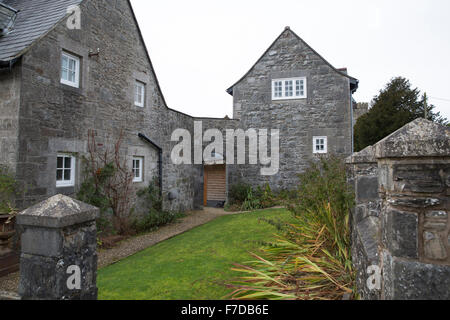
[[228, 182, 252, 205], [133, 177, 184, 234], [240, 188, 262, 211], [228, 157, 355, 300], [132, 210, 184, 234], [136, 177, 162, 212], [228, 183, 278, 212], [77, 130, 135, 235], [288, 155, 354, 218], [255, 184, 276, 208], [0, 165, 19, 214]]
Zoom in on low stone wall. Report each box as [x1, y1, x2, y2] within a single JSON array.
[[347, 118, 450, 300]]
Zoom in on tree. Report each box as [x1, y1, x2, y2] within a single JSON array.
[[354, 77, 447, 151], [77, 129, 136, 235]]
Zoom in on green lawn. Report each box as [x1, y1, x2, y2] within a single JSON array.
[[98, 208, 292, 300]]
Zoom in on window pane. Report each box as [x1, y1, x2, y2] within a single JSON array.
[[135, 82, 145, 105], [69, 70, 76, 82], [64, 157, 71, 169], [61, 69, 68, 81], [285, 80, 293, 97], [273, 81, 282, 98], [64, 169, 71, 180], [62, 56, 68, 69], [57, 157, 63, 169], [56, 169, 63, 181], [296, 80, 305, 96]]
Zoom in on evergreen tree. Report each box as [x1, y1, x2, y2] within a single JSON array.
[[354, 77, 447, 151]]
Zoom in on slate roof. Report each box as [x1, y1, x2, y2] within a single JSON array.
[[0, 0, 83, 62]]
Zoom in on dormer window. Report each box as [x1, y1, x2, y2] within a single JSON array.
[[272, 77, 307, 100]]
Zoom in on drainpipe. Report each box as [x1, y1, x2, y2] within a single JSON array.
[[349, 79, 359, 154], [138, 133, 163, 198], [350, 92, 354, 154]]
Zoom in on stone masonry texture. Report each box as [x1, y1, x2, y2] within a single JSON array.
[[0, 1, 355, 214], [347, 119, 450, 300], [17, 195, 99, 300], [228, 28, 354, 190]]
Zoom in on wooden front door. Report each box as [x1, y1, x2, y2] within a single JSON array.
[[204, 164, 226, 207]]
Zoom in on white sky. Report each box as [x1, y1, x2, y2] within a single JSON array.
[[130, 0, 450, 121]]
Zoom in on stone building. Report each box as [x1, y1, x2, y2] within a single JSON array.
[[353, 102, 369, 123], [0, 0, 359, 212], [226, 27, 359, 189]]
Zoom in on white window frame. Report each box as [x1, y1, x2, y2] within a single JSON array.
[[134, 81, 146, 107], [132, 157, 144, 183], [313, 136, 328, 154], [272, 77, 307, 100], [60, 52, 80, 88], [56, 154, 76, 187]]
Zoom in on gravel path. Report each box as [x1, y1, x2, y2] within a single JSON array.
[[0, 207, 233, 293]]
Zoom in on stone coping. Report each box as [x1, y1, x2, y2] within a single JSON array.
[[17, 194, 99, 229]]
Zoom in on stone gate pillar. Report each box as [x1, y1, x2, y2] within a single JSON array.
[[346, 145, 381, 300], [16, 194, 99, 300], [375, 119, 450, 299]]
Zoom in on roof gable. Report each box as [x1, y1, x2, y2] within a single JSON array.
[[226, 27, 358, 95], [0, 0, 83, 62]]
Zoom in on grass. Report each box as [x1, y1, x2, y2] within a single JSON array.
[[97, 208, 294, 300]]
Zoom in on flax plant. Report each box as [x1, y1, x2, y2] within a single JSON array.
[[227, 157, 355, 300]]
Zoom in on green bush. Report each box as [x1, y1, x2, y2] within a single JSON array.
[[228, 156, 356, 300], [136, 177, 162, 212], [240, 188, 262, 211], [133, 178, 184, 234], [76, 163, 113, 215], [228, 183, 278, 212], [255, 184, 276, 208], [132, 210, 185, 234], [228, 182, 252, 205], [288, 155, 354, 218], [0, 165, 19, 214]]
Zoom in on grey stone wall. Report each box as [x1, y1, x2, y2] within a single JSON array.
[[1, 2, 357, 214], [197, 117, 239, 203], [0, 61, 21, 172], [353, 102, 369, 123], [347, 119, 450, 300], [229, 28, 354, 190], [6, 0, 240, 213], [7, 0, 184, 211], [161, 114, 239, 211], [160, 109, 199, 212]]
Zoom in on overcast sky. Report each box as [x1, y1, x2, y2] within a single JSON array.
[[130, 0, 450, 121]]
